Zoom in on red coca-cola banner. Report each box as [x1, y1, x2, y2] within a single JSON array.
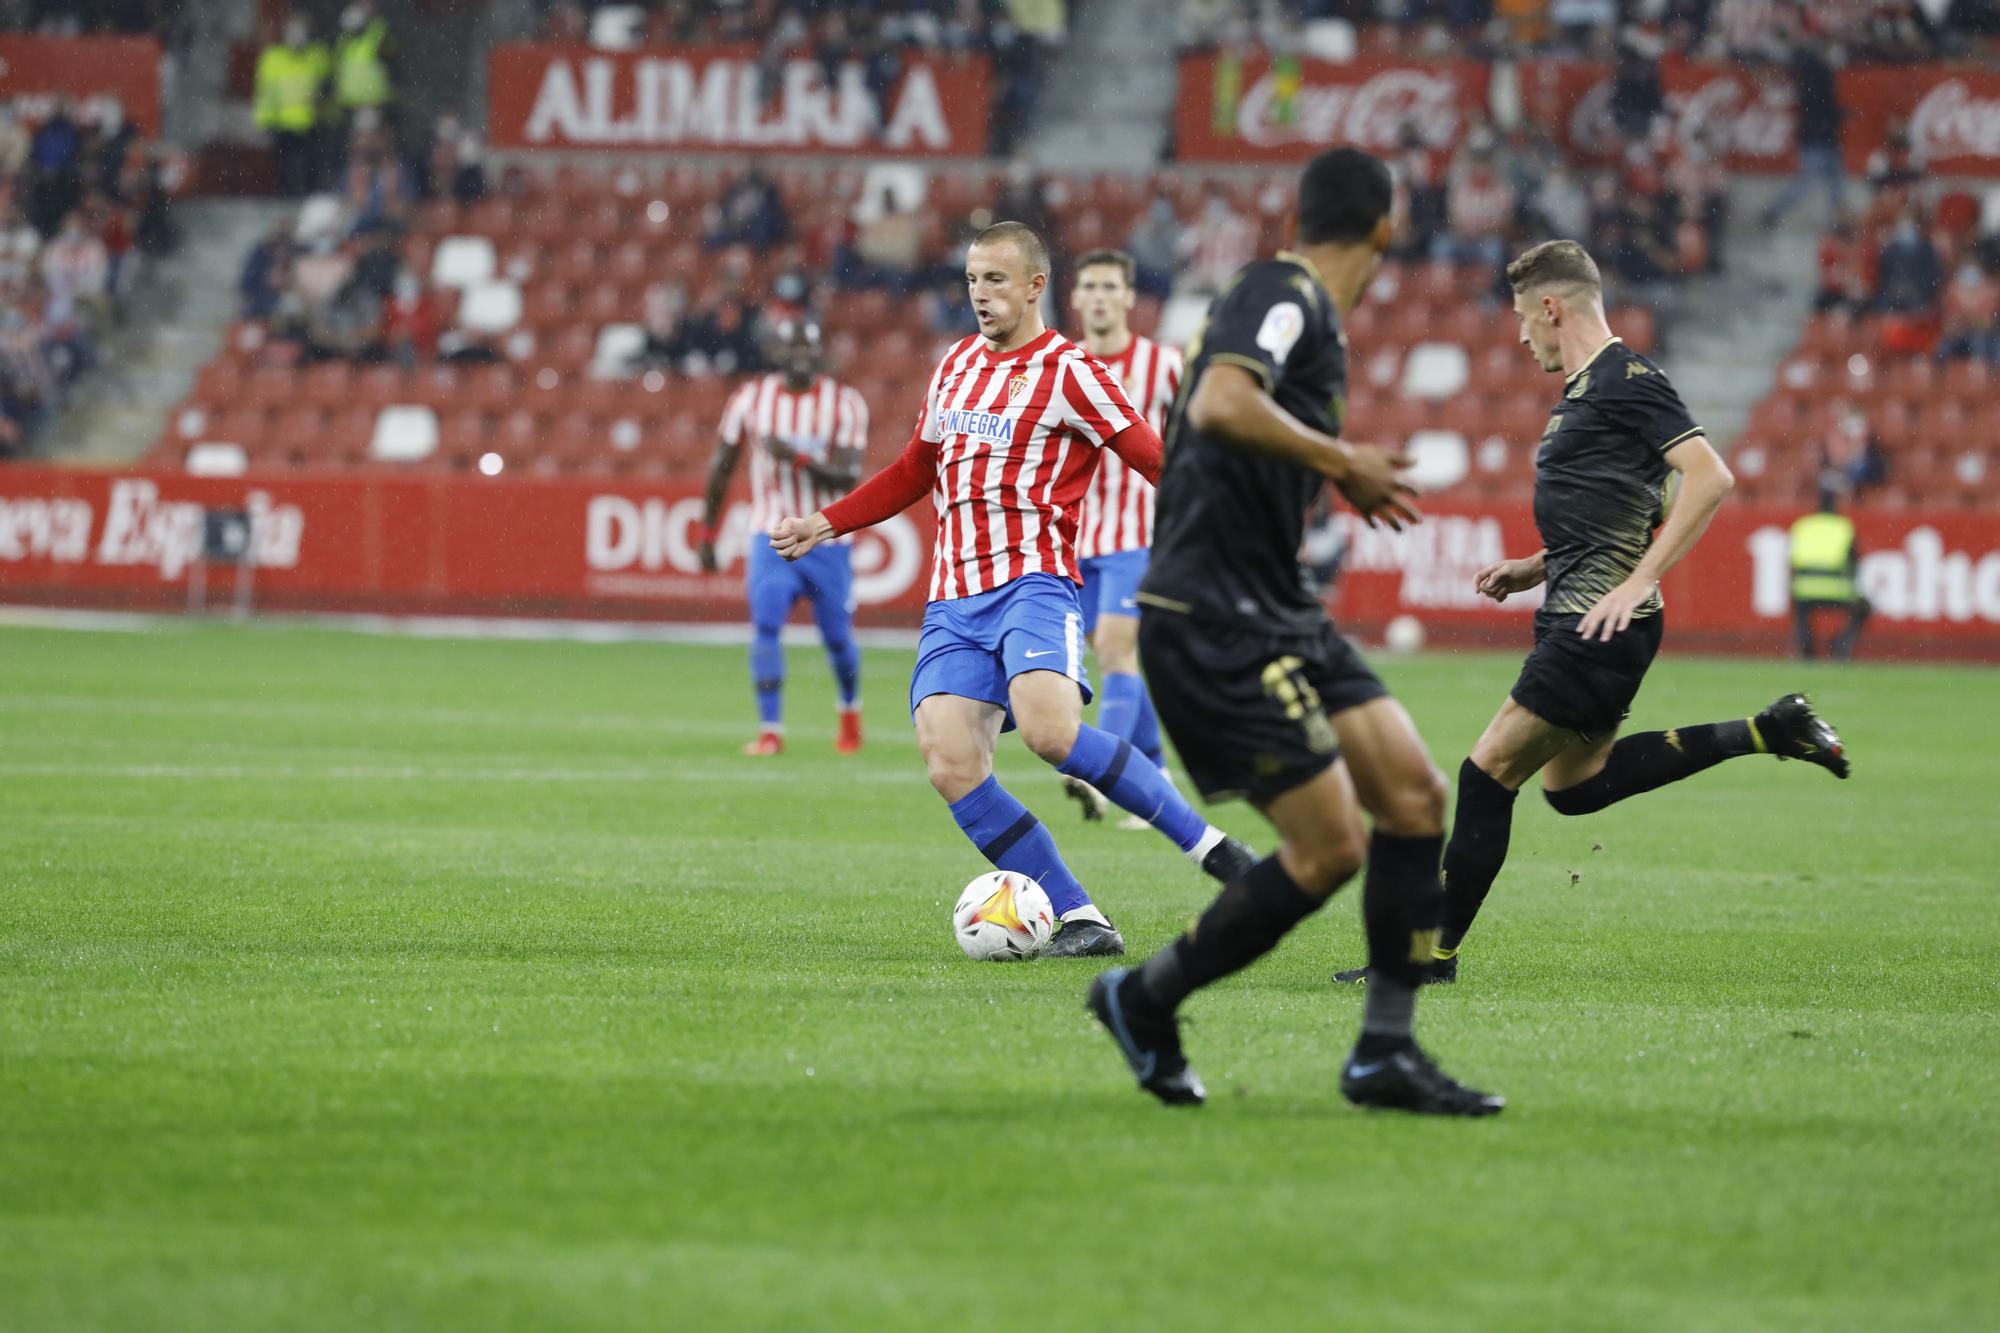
[[1187, 53, 2000, 178], [0, 35, 163, 136], [1841, 64, 2000, 176], [1176, 53, 1489, 165], [1524, 56, 1800, 171], [486, 43, 988, 155], [3, 468, 1996, 658], [0, 468, 932, 625]]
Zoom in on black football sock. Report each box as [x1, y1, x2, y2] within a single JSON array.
[[1356, 830, 1444, 1056], [1544, 719, 1766, 817], [1136, 855, 1328, 1012], [1440, 759, 1519, 952]]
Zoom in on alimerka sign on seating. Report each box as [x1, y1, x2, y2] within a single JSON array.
[[487, 43, 988, 155], [2, 468, 1998, 660]]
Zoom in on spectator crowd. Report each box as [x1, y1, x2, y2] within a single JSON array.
[[1182, 0, 1999, 60], [0, 95, 178, 456], [0, 0, 189, 42]]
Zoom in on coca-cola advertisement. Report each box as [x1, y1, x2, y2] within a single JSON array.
[[3, 468, 1998, 660], [486, 43, 988, 155], [1176, 54, 1488, 165], [1537, 57, 2000, 177], [1843, 65, 2000, 176], [1189, 55, 2000, 180], [1529, 56, 1800, 171]]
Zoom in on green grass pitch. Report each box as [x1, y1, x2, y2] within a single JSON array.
[[2, 621, 1995, 1331]]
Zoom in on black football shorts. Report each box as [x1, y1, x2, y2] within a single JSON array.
[[1509, 608, 1665, 742], [1139, 608, 1389, 804]]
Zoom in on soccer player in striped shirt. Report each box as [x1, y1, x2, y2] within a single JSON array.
[[771, 223, 1255, 958], [699, 319, 870, 757], [1063, 248, 1182, 828]]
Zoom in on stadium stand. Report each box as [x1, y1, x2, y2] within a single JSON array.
[[0, 91, 181, 458], [150, 152, 1657, 495], [1730, 100, 2000, 512], [5, 0, 1993, 520]]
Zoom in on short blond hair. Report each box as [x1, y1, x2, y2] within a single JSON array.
[[972, 221, 1050, 280], [1506, 239, 1602, 299]]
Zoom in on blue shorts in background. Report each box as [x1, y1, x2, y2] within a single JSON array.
[[909, 572, 1091, 731], [747, 537, 853, 633], [1078, 549, 1150, 638]]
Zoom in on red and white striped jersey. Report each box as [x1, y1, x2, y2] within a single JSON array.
[[920, 328, 1142, 602], [721, 374, 870, 544], [1075, 334, 1182, 560]]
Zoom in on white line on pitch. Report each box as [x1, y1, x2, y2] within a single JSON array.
[[0, 761, 936, 785]]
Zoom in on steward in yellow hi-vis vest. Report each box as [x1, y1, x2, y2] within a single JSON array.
[[334, 2, 394, 114], [1790, 489, 1870, 661], [256, 18, 329, 197]]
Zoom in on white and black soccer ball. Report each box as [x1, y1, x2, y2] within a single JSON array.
[[951, 871, 1055, 961]]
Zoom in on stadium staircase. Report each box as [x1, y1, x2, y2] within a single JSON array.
[[1662, 178, 1828, 450], [1024, 0, 1180, 170], [43, 200, 293, 465]]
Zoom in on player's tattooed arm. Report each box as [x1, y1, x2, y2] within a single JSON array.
[[1576, 434, 1734, 641], [698, 436, 743, 573], [1186, 363, 1421, 530], [1474, 550, 1547, 602]]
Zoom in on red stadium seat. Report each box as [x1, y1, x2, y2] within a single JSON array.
[[326, 407, 377, 459], [607, 240, 652, 284], [1797, 312, 1860, 359], [1883, 357, 1937, 400], [1941, 358, 1993, 401], [437, 409, 490, 463], [541, 327, 597, 373], [298, 361, 354, 410], [670, 378, 736, 428], [1615, 306, 1657, 354], [465, 365, 519, 411], [524, 279, 575, 327], [413, 200, 460, 236], [271, 404, 330, 451], [466, 197, 521, 236], [549, 240, 603, 287], [244, 363, 297, 407], [581, 284, 628, 324]]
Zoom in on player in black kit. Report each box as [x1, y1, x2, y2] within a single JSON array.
[[1334, 240, 1851, 988], [1084, 147, 1503, 1117]]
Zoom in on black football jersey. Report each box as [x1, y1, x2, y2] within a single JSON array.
[[1142, 254, 1347, 631], [1533, 338, 1703, 618]]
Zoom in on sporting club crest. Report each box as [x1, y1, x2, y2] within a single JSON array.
[[1008, 374, 1029, 402]]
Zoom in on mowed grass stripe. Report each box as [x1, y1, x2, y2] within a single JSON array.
[[1, 624, 1995, 1331]]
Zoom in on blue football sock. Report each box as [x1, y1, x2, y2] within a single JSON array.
[[824, 634, 861, 709], [1096, 671, 1144, 746], [1130, 684, 1166, 770], [1058, 724, 1205, 853], [750, 625, 784, 728], [948, 776, 1090, 915]]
